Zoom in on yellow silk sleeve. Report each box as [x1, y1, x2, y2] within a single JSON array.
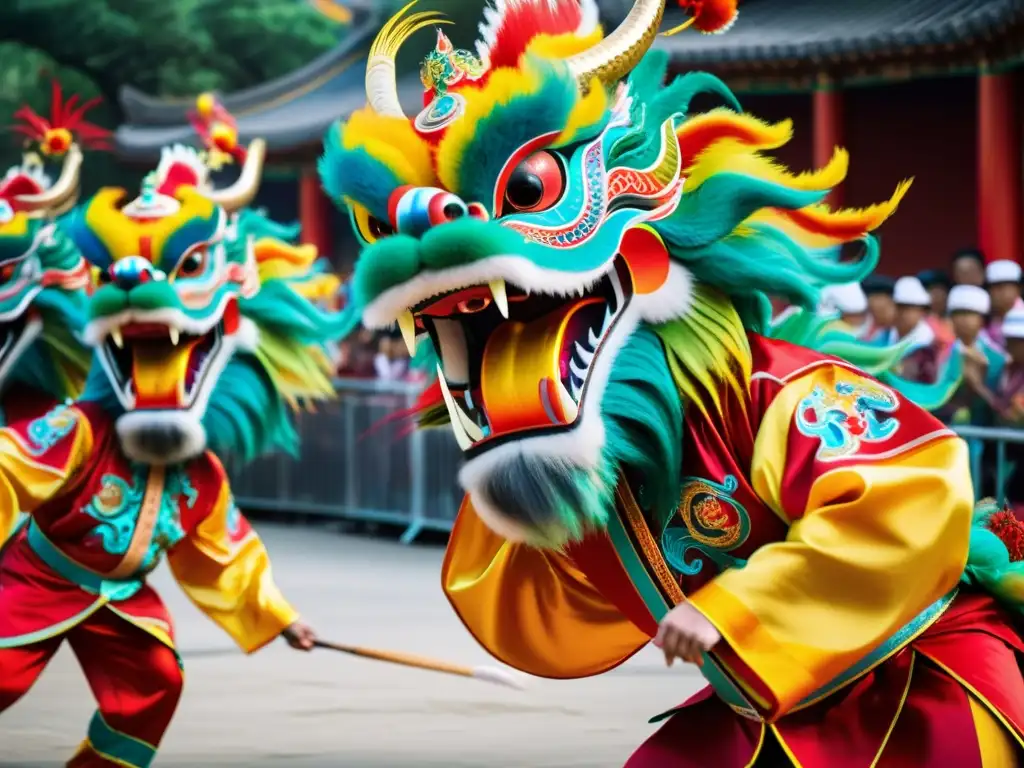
[[167, 480, 299, 653], [689, 369, 973, 719], [0, 406, 93, 544], [443, 499, 649, 678]]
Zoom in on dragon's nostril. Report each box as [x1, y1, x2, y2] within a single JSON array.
[[443, 201, 467, 221]]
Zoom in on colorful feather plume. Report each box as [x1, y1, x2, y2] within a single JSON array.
[[10, 80, 111, 156]]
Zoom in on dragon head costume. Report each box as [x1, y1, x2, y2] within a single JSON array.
[[0, 82, 110, 416], [63, 127, 340, 465], [322, 0, 934, 548]]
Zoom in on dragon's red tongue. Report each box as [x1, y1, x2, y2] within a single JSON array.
[[478, 298, 600, 435]]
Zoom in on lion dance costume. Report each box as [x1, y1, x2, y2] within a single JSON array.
[[0, 124, 342, 765], [322, 0, 1024, 764]]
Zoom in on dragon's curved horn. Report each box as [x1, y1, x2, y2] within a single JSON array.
[[206, 138, 266, 213], [565, 0, 667, 89], [365, 1, 449, 118], [14, 144, 83, 213]]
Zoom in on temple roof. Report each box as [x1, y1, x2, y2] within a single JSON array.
[[652, 0, 1024, 69], [116, 0, 1024, 162], [115, 4, 423, 163]]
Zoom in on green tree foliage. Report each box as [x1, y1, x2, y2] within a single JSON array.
[[0, 0, 340, 183]]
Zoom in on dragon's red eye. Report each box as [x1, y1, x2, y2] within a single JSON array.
[[0, 263, 16, 282], [503, 151, 564, 214], [175, 248, 207, 278]]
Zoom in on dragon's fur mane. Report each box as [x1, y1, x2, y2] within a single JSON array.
[[10, 225, 91, 408], [81, 210, 341, 462], [324, 18, 957, 549]]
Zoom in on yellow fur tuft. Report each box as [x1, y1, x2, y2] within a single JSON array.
[[676, 110, 792, 155], [685, 140, 850, 194], [756, 177, 913, 244], [555, 75, 608, 146], [340, 108, 435, 187], [526, 27, 604, 61], [435, 64, 545, 193]]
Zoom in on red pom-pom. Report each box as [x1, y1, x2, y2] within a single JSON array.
[[987, 509, 1024, 562], [677, 0, 738, 34]]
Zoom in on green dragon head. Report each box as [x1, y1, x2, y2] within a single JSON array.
[[0, 146, 92, 405], [322, 0, 915, 547], [64, 167, 341, 465]]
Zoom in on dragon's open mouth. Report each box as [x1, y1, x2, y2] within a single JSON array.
[[99, 320, 223, 410], [415, 257, 634, 453]]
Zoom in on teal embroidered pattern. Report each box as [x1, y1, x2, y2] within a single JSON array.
[[83, 464, 198, 572], [794, 380, 900, 461], [661, 475, 750, 576], [25, 405, 78, 456]]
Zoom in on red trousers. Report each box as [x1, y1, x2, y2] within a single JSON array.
[[0, 606, 183, 768]]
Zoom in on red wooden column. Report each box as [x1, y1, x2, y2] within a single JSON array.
[[977, 67, 1022, 264], [298, 165, 334, 259], [813, 73, 843, 208]]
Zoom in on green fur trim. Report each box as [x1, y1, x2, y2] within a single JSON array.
[[318, 126, 401, 219]]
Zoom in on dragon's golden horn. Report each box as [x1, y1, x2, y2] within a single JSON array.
[[14, 144, 83, 214], [565, 0, 667, 90], [365, 0, 450, 117], [206, 138, 266, 213]]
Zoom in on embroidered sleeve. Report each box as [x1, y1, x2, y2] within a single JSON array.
[[0, 404, 93, 543], [687, 363, 972, 720], [166, 469, 298, 653], [443, 497, 650, 678]]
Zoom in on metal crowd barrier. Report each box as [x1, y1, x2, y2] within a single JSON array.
[[223, 378, 464, 544], [951, 425, 1024, 506], [222, 378, 1024, 543]]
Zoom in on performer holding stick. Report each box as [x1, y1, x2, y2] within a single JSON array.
[[321, 0, 1024, 764]]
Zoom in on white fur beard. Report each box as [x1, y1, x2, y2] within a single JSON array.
[[116, 410, 207, 466]]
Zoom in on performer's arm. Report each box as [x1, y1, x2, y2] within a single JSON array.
[[443, 498, 650, 678], [688, 364, 972, 720], [167, 473, 299, 653], [0, 405, 93, 543]]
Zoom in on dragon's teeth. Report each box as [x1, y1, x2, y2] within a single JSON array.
[[111, 329, 124, 349], [489, 279, 509, 319], [574, 341, 594, 366], [437, 365, 472, 451], [169, 327, 180, 345], [398, 311, 417, 356], [570, 357, 587, 381]]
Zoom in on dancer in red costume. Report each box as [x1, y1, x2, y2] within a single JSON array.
[[0, 139, 341, 765], [321, 0, 1024, 764]]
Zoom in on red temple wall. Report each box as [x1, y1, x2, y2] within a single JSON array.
[[742, 76, 978, 277]]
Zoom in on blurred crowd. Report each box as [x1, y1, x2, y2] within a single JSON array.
[[775, 248, 1024, 498], [335, 327, 425, 382]]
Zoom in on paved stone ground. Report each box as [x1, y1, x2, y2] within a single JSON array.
[[0, 522, 703, 767]]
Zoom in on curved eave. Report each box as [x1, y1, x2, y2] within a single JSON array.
[[115, 72, 425, 164], [656, 0, 1024, 85]]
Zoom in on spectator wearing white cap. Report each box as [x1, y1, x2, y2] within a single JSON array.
[[985, 259, 1024, 349], [976, 306, 1024, 501], [861, 275, 896, 340], [817, 282, 870, 338], [937, 285, 1006, 426], [876, 276, 939, 383]]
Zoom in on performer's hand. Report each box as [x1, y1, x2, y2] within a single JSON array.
[[654, 602, 721, 667], [282, 621, 317, 651]]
